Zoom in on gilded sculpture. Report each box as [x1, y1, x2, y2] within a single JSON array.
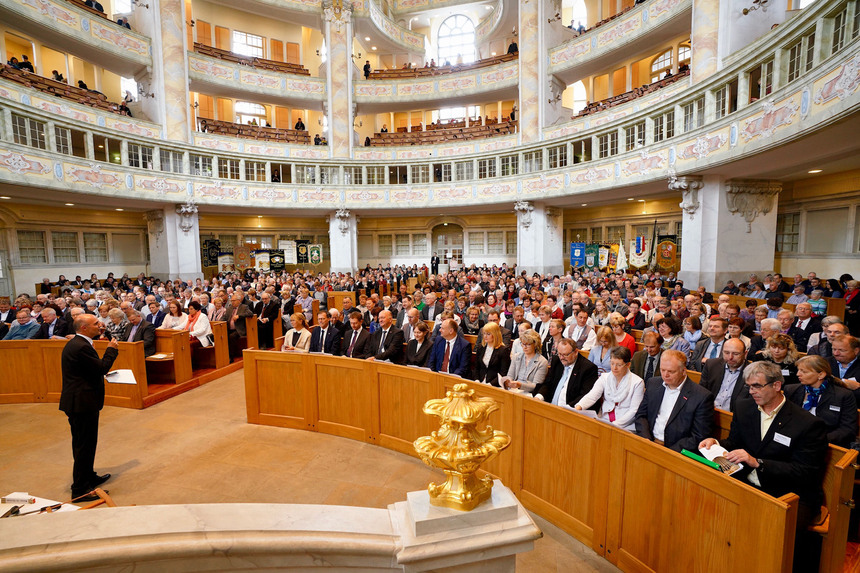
[[413, 383, 511, 511]]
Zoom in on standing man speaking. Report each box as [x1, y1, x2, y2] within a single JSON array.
[[60, 314, 119, 502]]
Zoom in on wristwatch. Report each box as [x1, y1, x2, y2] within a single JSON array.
[[756, 458, 764, 471]]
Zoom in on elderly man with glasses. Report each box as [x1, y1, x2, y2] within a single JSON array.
[[699, 361, 828, 572]]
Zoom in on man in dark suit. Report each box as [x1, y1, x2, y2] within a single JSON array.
[[420, 292, 444, 321], [534, 339, 598, 408], [688, 317, 728, 372], [395, 296, 413, 329], [699, 338, 749, 412], [367, 310, 404, 363], [0, 298, 15, 323], [60, 314, 118, 502], [426, 318, 472, 378], [34, 308, 69, 339], [791, 302, 821, 351], [341, 310, 372, 359], [124, 311, 156, 357], [630, 331, 662, 381], [255, 292, 280, 349], [146, 301, 166, 328], [699, 360, 828, 572], [309, 311, 342, 355], [747, 318, 781, 361], [829, 334, 860, 402], [635, 350, 714, 452], [224, 293, 254, 361], [431, 252, 440, 275], [808, 321, 848, 357]]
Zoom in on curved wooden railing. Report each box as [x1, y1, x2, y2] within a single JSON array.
[[242, 350, 818, 573]]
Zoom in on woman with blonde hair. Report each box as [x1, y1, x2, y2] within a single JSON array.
[[592, 300, 610, 326], [501, 329, 547, 393], [609, 313, 637, 354], [282, 312, 312, 352], [784, 355, 858, 446], [475, 322, 510, 387], [587, 326, 617, 374], [295, 287, 314, 323], [752, 332, 800, 385]]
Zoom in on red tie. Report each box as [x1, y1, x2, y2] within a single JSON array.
[[441, 341, 450, 372]]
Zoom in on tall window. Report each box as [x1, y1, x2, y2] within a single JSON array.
[[569, 0, 587, 29], [651, 49, 672, 82], [437, 15, 476, 64], [232, 31, 264, 58], [235, 102, 266, 125]]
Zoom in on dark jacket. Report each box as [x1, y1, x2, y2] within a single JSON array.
[[406, 338, 432, 366], [34, 317, 69, 339], [534, 354, 599, 408], [59, 335, 118, 413], [784, 381, 858, 447], [125, 320, 157, 357], [369, 326, 405, 363], [474, 343, 510, 386], [699, 357, 749, 412], [634, 377, 715, 452], [309, 325, 342, 355]]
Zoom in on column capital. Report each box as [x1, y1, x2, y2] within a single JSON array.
[[514, 200, 534, 227], [726, 179, 782, 232], [323, 0, 353, 31], [329, 208, 355, 235], [175, 199, 199, 234], [668, 171, 704, 219]]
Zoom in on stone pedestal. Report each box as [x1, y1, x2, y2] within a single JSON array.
[[515, 201, 564, 277], [146, 202, 202, 281], [328, 208, 358, 273], [678, 175, 781, 291]]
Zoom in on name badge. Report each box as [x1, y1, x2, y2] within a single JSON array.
[[774, 432, 791, 447], [829, 405, 841, 412], [781, 369, 790, 376]]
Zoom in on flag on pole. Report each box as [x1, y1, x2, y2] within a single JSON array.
[[617, 242, 628, 272]]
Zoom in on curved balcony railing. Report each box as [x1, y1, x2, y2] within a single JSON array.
[[548, 0, 692, 77], [0, 1, 855, 211], [188, 52, 326, 106], [476, 0, 505, 44], [1, 0, 151, 74], [364, 0, 426, 52]]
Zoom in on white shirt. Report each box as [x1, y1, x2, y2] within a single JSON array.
[[715, 365, 742, 411], [748, 396, 787, 487], [653, 381, 685, 441], [551, 360, 576, 407], [482, 345, 494, 368], [796, 318, 809, 330], [76, 332, 94, 346]]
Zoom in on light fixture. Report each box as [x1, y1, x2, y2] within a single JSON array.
[[491, 52, 497, 56], [581, 203, 587, 206], [364, 36, 370, 41], [547, 13, 561, 23], [98, 145, 104, 148], [627, 197, 634, 201], [115, 208, 124, 211], [0, 196, 10, 199], [638, 199, 645, 202], [742, 0, 769, 15], [371, 46, 377, 51], [808, 169, 822, 174], [65, 203, 75, 206], [352, 51, 363, 60], [131, 0, 149, 8]]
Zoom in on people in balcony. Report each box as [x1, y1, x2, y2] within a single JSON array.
[[117, 17, 131, 30], [18, 55, 34, 73], [85, 0, 105, 13], [507, 41, 518, 55], [52, 70, 66, 83], [294, 117, 305, 131], [363, 60, 371, 79]]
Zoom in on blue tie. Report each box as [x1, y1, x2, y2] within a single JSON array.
[[551, 365, 573, 405]]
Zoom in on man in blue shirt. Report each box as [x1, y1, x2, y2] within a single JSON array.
[[3, 309, 40, 340]]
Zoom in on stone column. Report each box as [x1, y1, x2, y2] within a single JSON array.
[[515, 201, 563, 276], [690, 0, 721, 84], [146, 201, 202, 281], [322, 0, 353, 158], [328, 208, 358, 273], [676, 174, 781, 291]]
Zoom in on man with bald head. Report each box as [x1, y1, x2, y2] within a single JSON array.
[[700, 338, 750, 412], [367, 310, 404, 363], [60, 314, 118, 502]]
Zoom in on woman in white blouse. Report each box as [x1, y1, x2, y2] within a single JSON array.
[[184, 301, 213, 347], [575, 346, 644, 431], [159, 300, 188, 330], [282, 312, 312, 352]]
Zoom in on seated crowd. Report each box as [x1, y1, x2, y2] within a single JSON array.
[[574, 66, 689, 118], [367, 119, 518, 147]]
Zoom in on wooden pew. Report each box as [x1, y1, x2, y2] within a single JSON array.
[[93, 340, 148, 409], [146, 330, 192, 384], [328, 291, 356, 313], [273, 310, 283, 343], [241, 316, 259, 352], [191, 321, 228, 371], [311, 300, 320, 326]]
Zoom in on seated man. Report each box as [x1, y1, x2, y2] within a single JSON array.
[[426, 318, 471, 378], [124, 310, 156, 357], [808, 320, 847, 357], [699, 361, 828, 572], [699, 338, 749, 412], [341, 310, 372, 359], [630, 331, 662, 381], [367, 310, 404, 363], [791, 302, 821, 350], [3, 309, 40, 340], [309, 310, 342, 355], [534, 339, 598, 408], [635, 350, 714, 452], [34, 307, 69, 339], [688, 317, 728, 372], [829, 334, 860, 402]]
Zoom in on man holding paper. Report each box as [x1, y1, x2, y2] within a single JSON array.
[[699, 361, 827, 572], [60, 314, 119, 502]]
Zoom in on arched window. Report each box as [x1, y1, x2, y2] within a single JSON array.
[[570, 81, 587, 114], [678, 44, 691, 67], [235, 102, 266, 125], [650, 49, 673, 82], [568, 0, 588, 29], [437, 15, 476, 65]]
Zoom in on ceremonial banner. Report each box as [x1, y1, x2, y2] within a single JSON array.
[[570, 242, 586, 268], [629, 237, 649, 267], [616, 242, 628, 272], [281, 241, 297, 264], [584, 244, 599, 270], [254, 250, 270, 272], [309, 244, 324, 265], [233, 246, 252, 270], [607, 244, 619, 272], [217, 253, 234, 272], [296, 240, 310, 264], [202, 239, 220, 267], [655, 235, 678, 271], [270, 250, 285, 272], [598, 245, 609, 270]]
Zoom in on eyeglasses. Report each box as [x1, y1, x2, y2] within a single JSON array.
[[744, 381, 775, 391]]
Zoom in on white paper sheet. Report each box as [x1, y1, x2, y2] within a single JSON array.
[[105, 369, 137, 385], [699, 443, 744, 474]]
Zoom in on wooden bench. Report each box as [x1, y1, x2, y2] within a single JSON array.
[[328, 292, 356, 313], [147, 330, 193, 384], [190, 321, 229, 371]]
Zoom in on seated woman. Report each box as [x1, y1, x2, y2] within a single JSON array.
[[784, 355, 858, 447], [689, 302, 709, 331], [656, 315, 691, 356], [282, 312, 312, 352], [501, 330, 548, 394], [106, 308, 130, 341], [96, 302, 113, 327], [588, 326, 617, 375], [751, 332, 800, 385], [591, 300, 610, 327], [406, 321, 432, 366], [184, 301, 212, 348], [726, 317, 751, 350], [294, 287, 314, 324], [475, 322, 511, 387], [510, 322, 533, 358], [683, 316, 703, 347], [208, 296, 226, 322], [159, 301, 188, 330], [625, 299, 646, 330], [461, 306, 484, 335], [541, 319, 566, 360], [575, 346, 645, 431], [609, 314, 637, 354]]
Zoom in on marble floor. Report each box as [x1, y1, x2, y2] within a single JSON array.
[[0, 370, 618, 573]]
